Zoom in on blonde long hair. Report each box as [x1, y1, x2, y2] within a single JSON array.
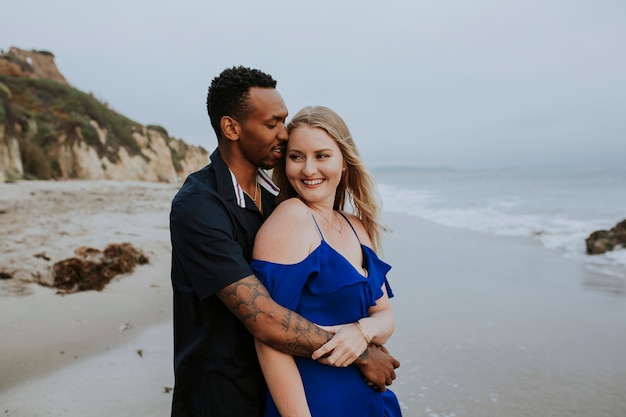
[[273, 106, 386, 251]]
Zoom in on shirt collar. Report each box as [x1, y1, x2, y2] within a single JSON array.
[[228, 168, 280, 209]]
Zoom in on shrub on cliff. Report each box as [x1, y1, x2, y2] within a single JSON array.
[[18, 135, 52, 179]]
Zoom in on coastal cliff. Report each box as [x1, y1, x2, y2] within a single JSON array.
[[0, 47, 208, 182]]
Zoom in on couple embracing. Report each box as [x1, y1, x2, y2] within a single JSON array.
[[170, 66, 402, 417]]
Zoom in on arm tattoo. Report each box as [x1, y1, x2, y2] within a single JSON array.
[[217, 276, 272, 323], [217, 276, 331, 357]]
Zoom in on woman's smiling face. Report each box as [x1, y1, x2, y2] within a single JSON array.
[[285, 125, 345, 206]]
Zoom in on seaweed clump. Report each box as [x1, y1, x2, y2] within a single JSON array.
[[51, 243, 149, 293]]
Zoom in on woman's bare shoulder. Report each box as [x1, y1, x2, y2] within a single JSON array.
[[253, 198, 317, 262], [265, 197, 311, 225]]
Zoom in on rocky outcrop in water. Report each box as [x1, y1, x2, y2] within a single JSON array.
[[585, 219, 626, 255]]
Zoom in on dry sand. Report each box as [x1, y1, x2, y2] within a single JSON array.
[[0, 180, 177, 416], [1, 180, 626, 417]]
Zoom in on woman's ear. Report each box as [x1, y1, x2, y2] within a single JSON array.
[[221, 116, 240, 142]]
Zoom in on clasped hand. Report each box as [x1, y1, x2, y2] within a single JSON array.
[[311, 324, 400, 392], [312, 323, 369, 367]]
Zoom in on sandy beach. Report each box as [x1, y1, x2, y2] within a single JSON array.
[[0, 180, 178, 416], [1, 180, 625, 417]]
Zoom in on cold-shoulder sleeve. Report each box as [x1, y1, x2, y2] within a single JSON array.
[[252, 244, 394, 324], [251, 257, 320, 311]]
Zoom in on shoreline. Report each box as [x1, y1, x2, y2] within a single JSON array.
[[2, 181, 626, 416]]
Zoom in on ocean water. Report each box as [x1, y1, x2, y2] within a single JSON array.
[[373, 165, 626, 279]]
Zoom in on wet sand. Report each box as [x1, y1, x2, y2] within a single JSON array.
[[1, 181, 625, 416], [383, 213, 626, 416]]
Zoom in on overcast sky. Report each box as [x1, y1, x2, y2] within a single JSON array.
[[2, 0, 625, 169]]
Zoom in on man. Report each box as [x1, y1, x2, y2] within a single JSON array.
[[170, 66, 399, 416]]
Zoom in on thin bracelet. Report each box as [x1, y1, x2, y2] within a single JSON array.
[[355, 320, 372, 345]]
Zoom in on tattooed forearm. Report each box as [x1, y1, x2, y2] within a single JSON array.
[[280, 310, 292, 332], [217, 275, 272, 323], [282, 316, 331, 357], [217, 275, 332, 357]]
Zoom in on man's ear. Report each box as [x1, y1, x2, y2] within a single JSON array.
[[221, 116, 240, 142]]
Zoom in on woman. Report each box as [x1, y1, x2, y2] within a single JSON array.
[[251, 106, 401, 416]]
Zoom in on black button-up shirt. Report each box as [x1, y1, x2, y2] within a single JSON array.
[[170, 149, 277, 416]]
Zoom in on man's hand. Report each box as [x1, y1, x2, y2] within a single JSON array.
[[352, 345, 400, 392], [311, 323, 369, 367]]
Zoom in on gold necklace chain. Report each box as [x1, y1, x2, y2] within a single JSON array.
[[243, 177, 262, 212], [312, 208, 343, 234]]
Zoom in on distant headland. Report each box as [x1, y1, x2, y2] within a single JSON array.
[[0, 47, 208, 183]]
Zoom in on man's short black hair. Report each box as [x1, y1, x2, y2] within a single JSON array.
[[207, 66, 277, 139]]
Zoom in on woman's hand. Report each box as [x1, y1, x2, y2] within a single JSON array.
[[312, 323, 370, 367]]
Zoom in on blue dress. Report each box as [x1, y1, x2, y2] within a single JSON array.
[[251, 215, 402, 417]]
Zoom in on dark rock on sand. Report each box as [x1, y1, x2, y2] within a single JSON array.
[[585, 219, 626, 255]]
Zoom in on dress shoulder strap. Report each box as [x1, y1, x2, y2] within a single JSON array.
[[310, 213, 325, 241], [337, 212, 361, 243]]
